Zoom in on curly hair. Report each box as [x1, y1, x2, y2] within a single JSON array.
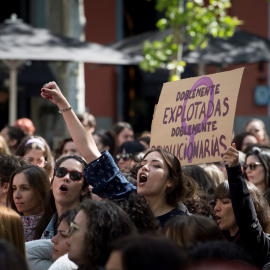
[[78, 199, 136, 270], [183, 187, 215, 218], [113, 193, 160, 234], [144, 148, 196, 207]]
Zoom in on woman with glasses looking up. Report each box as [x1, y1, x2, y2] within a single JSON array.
[[34, 155, 91, 240], [244, 147, 270, 193], [41, 82, 195, 229]]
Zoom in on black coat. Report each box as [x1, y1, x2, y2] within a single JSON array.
[[227, 164, 270, 267]]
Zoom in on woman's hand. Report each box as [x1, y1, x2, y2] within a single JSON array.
[[223, 143, 239, 167], [41, 81, 69, 108]]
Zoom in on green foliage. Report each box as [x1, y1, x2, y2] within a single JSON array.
[[140, 0, 242, 80]]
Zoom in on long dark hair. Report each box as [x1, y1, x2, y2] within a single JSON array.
[[7, 165, 50, 215], [143, 148, 196, 207], [34, 155, 90, 239]]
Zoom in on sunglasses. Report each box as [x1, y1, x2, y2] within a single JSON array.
[[68, 222, 79, 235], [115, 153, 133, 162], [243, 162, 262, 172], [55, 167, 84, 182]]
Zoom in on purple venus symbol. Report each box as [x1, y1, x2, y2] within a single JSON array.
[[181, 77, 214, 163]]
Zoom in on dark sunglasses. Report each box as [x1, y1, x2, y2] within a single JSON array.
[[55, 167, 84, 182], [115, 153, 133, 162], [243, 162, 262, 172]]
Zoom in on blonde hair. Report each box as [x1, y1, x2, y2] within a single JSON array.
[[0, 135, 11, 155], [200, 163, 225, 187], [0, 206, 25, 258]]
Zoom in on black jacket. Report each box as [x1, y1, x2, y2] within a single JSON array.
[[227, 164, 270, 267]]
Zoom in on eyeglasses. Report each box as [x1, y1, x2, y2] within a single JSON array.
[[54, 167, 84, 182], [243, 162, 262, 172], [115, 153, 133, 162], [68, 222, 79, 235]]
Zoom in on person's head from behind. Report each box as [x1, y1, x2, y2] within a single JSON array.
[[232, 131, 258, 153], [244, 146, 270, 193], [7, 165, 50, 216], [92, 129, 117, 157], [0, 205, 25, 258], [188, 240, 254, 268], [78, 112, 96, 134], [14, 118, 35, 135], [116, 141, 146, 173], [0, 125, 25, 154], [137, 148, 196, 208], [51, 208, 78, 262], [105, 234, 186, 270], [112, 122, 134, 148], [0, 154, 30, 206], [164, 215, 224, 251], [113, 193, 160, 234], [67, 199, 136, 269], [182, 164, 216, 197], [15, 135, 54, 177], [245, 118, 269, 145], [53, 137, 81, 161], [137, 135, 150, 149], [0, 238, 29, 270], [200, 163, 225, 187]]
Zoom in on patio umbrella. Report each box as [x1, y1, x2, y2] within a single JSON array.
[[0, 20, 142, 124], [108, 28, 270, 65]]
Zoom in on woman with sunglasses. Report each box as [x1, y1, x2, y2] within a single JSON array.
[[6, 165, 50, 242], [41, 82, 195, 229], [116, 141, 146, 173], [244, 146, 270, 193], [34, 155, 91, 239], [214, 144, 270, 268]]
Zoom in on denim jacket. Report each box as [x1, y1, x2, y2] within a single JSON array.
[[41, 213, 58, 239]]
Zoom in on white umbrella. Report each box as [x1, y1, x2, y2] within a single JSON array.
[[0, 19, 141, 124]]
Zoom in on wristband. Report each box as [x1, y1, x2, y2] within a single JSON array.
[[58, 106, 72, 113]]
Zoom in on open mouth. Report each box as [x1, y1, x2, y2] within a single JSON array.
[[60, 185, 69, 192], [139, 173, 147, 184], [215, 215, 221, 223]]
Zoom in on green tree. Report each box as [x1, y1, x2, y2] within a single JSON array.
[[140, 0, 242, 80]]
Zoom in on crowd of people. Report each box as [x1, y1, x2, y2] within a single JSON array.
[[0, 81, 269, 270]]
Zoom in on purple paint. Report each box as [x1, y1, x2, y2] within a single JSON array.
[[181, 77, 214, 163]]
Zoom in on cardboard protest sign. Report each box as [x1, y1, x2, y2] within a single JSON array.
[[150, 67, 245, 166]]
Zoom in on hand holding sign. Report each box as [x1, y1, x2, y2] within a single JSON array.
[[150, 68, 244, 166]]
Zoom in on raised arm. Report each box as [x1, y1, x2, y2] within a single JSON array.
[[223, 144, 270, 267], [41, 81, 101, 163]]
